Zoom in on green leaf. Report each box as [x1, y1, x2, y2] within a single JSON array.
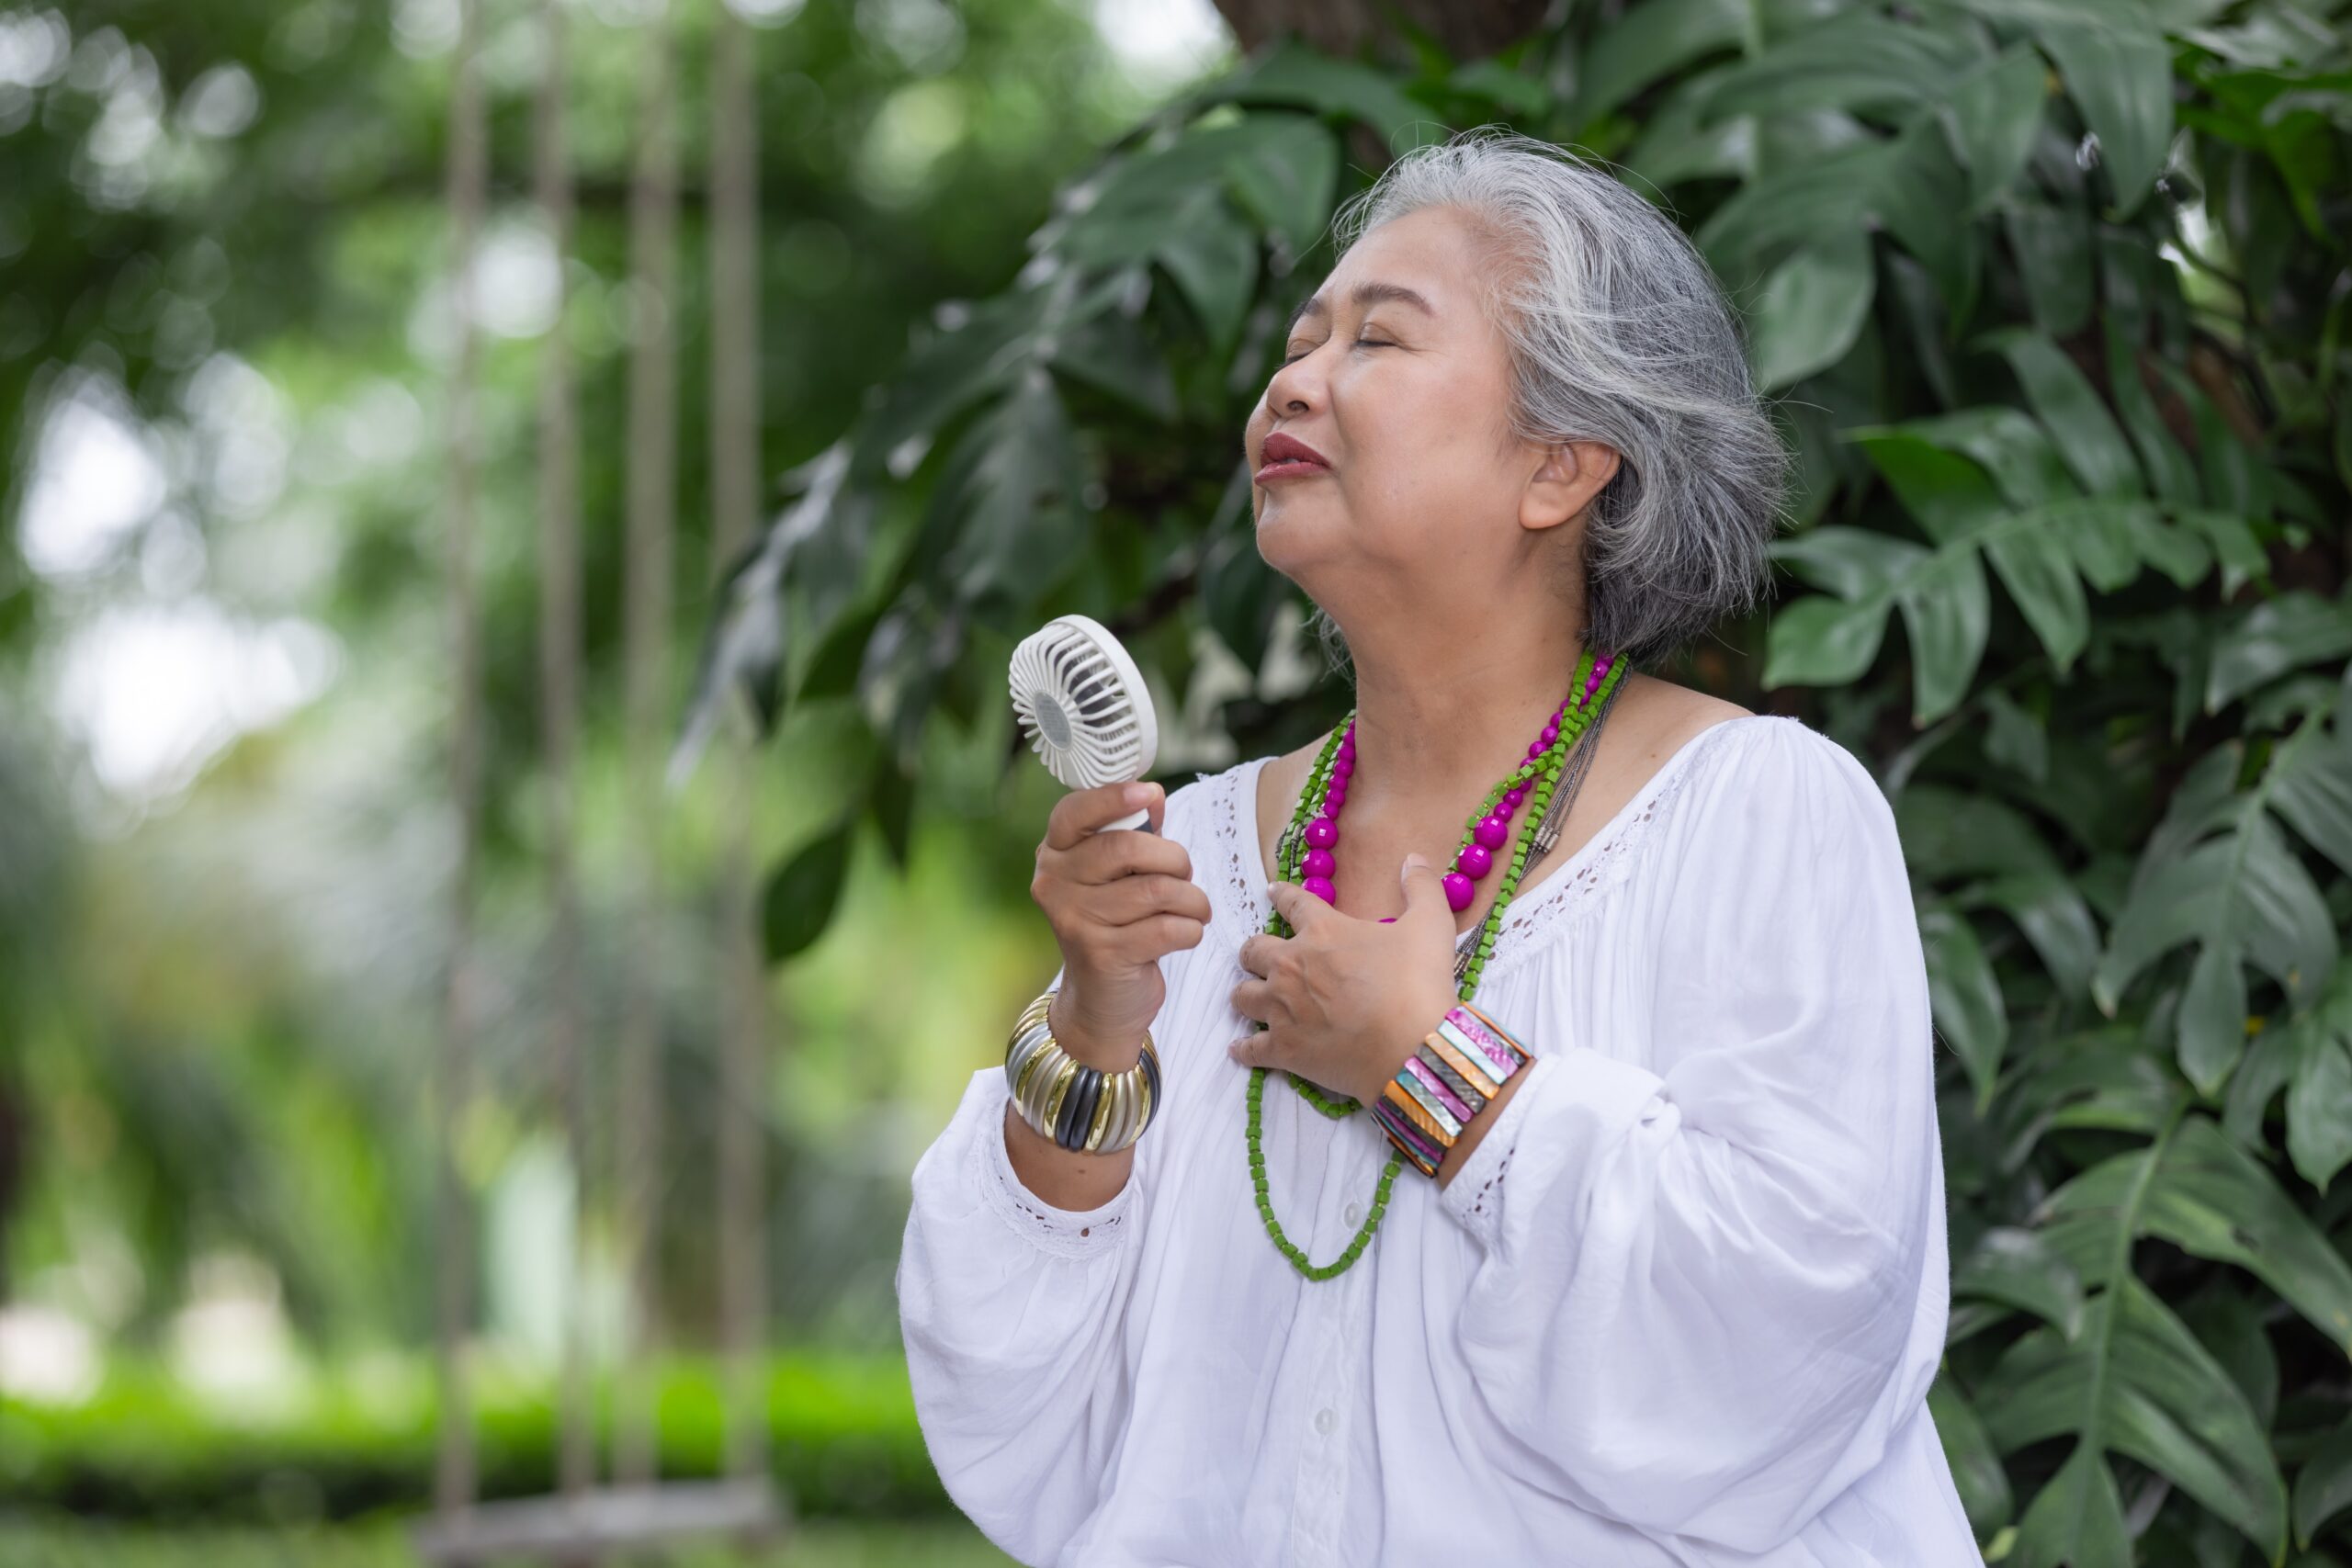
[[1981, 329, 2143, 497], [1871, 408, 2075, 510], [1929, 1371, 2017, 1542], [2160, 364, 2271, 522], [2179, 939, 2251, 1097], [1697, 13, 1984, 122], [1694, 138, 1894, 276], [2120, 506, 2211, 587], [2005, 200, 2096, 337], [935, 370, 1085, 609], [1445, 59, 1548, 117], [1044, 278, 1178, 421], [1924, 905, 2009, 1114], [1747, 231, 1876, 390], [1620, 72, 1756, 186], [1988, 1273, 2283, 1562], [2209, 592, 2352, 715], [2270, 705, 2352, 876], [2285, 962, 2352, 1196], [1981, 515, 2090, 673], [1207, 39, 1438, 150], [2135, 1116, 2352, 1352], [1896, 544, 1991, 726], [1873, 118, 1983, 317], [2289, 1025, 2352, 1197], [2293, 1417, 2352, 1552], [1984, 689, 2050, 782], [859, 289, 1048, 477], [2175, 508, 2268, 599], [2012, 1438, 2132, 1568], [1770, 524, 1932, 599], [2034, 19, 2175, 218], [2097, 808, 2336, 1030], [1896, 786, 2064, 880], [1954, 1224, 2086, 1339], [2105, 318, 2202, 503], [1156, 189, 1260, 354], [1763, 592, 1894, 687], [2008, 1029, 2187, 1140], [762, 829, 854, 964], [1939, 44, 2050, 211], [1576, 0, 1747, 128], [1973, 870, 2103, 1001], [1221, 116, 1341, 257]]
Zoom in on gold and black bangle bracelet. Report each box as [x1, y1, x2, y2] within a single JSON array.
[[1003, 986, 1161, 1154]]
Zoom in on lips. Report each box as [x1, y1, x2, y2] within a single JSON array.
[[1257, 431, 1330, 482]]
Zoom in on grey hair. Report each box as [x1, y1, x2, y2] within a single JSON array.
[[1305, 126, 1789, 674]]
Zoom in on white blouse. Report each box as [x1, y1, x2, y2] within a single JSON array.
[[897, 714, 1980, 1567]]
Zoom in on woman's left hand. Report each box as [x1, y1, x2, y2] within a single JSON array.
[[1229, 853, 1464, 1106]]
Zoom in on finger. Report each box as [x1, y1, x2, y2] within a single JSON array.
[[1228, 1024, 1281, 1070], [1045, 780, 1163, 851], [1230, 976, 1274, 1024], [1397, 852, 1452, 922], [1089, 874, 1213, 929], [1236, 931, 1274, 978], [1266, 879, 1330, 931], [1055, 825, 1192, 887]]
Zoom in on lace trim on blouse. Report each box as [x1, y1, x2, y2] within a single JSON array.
[[1197, 716, 1763, 983], [975, 1083, 1136, 1258]]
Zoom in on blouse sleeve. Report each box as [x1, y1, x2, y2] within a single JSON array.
[[1434, 720, 1948, 1553], [895, 958, 1149, 1562]]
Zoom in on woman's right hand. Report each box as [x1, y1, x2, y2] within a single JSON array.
[[1030, 780, 1212, 1067]]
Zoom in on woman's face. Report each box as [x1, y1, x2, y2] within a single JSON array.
[[1244, 205, 1606, 609]]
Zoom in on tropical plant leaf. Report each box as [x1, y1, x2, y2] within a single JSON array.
[[762, 828, 854, 964], [1747, 231, 1876, 390], [1929, 1369, 2017, 1541], [1939, 43, 2050, 211], [1924, 905, 2010, 1113]]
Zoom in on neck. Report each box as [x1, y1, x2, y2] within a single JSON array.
[[1333, 597, 1597, 816]]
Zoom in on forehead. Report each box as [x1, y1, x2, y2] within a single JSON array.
[[1299, 206, 1489, 322]]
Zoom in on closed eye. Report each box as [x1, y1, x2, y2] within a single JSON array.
[[1280, 335, 1395, 366]]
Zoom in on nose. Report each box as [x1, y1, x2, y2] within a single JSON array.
[[1261, 340, 1323, 419]]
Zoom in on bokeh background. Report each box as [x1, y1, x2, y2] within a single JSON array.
[[5, 0, 2349, 1563]]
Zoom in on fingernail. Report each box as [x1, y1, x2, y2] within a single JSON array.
[[1125, 783, 1151, 807]]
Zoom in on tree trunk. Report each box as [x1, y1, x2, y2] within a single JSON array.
[[708, 0, 773, 1489], [435, 0, 489, 1525], [616, 0, 679, 1491], [531, 0, 595, 1506]]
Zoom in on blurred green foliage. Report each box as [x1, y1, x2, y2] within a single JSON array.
[[1, 0, 1187, 1360], [0, 1518, 1015, 1568], [0, 1351, 945, 1522]]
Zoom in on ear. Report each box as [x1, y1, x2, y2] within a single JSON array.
[[1520, 438, 1621, 535]]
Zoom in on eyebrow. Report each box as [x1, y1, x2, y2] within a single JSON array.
[[1283, 280, 1437, 338]]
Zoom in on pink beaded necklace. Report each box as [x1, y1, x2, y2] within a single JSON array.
[[1295, 653, 1620, 917], [1247, 648, 1625, 1280]]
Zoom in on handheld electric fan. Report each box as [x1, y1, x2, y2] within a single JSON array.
[[1010, 614, 1160, 833]]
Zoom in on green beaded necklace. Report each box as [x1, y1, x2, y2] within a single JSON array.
[[1245, 646, 1631, 1280]]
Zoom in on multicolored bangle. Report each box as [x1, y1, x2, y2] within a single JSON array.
[[1370, 1002, 1532, 1179]]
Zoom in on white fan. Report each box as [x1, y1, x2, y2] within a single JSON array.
[[1010, 614, 1160, 833]]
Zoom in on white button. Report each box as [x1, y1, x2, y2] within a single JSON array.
[[1343, 1201, 1363, 1227], [1314, 1407, 1335, 1436]]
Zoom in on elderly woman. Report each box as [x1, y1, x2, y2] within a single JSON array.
[[896, 129, 1975, 1565]]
